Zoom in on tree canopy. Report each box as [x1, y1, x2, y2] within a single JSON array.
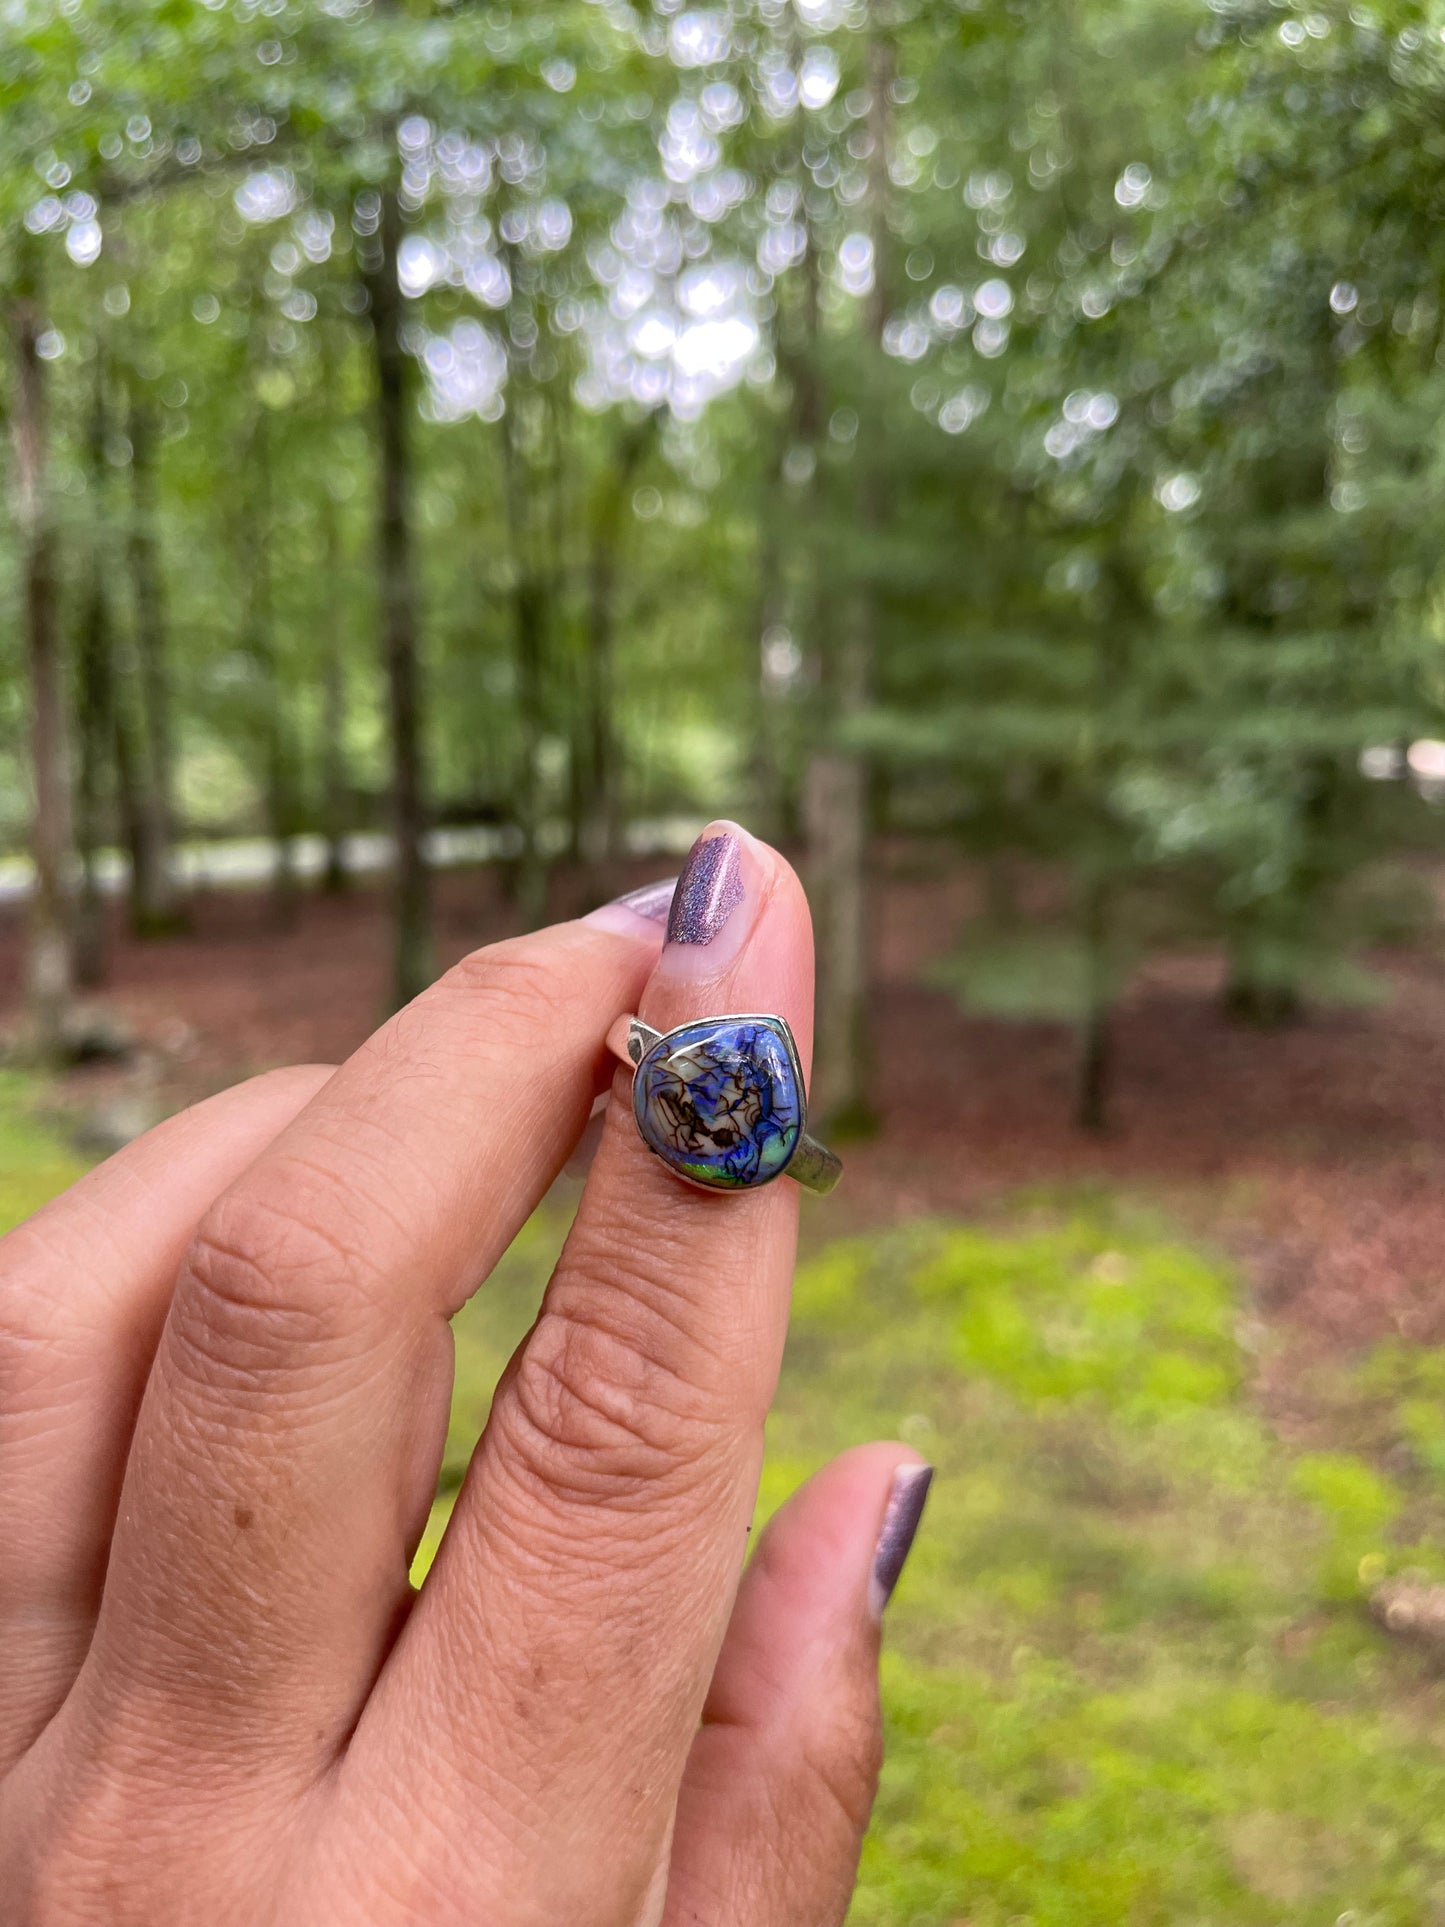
[[3, 0, 1443, 1113]]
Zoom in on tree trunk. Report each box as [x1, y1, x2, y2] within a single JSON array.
[[512, 571, 549, 926], [75, 355, 115, 988], [760, 243, 824, 850], [1214, 300, 1336, 1023], [802, 742, 871, 1119], [110, 618, 163, 937], [804, 19, 893, 1131], [125, 382, 182, 934], [120, 381, 182, 932], [240, 404, 300, 926], [101, 194, 181, 936], [580, 413, 652, 866], [9, 239, 76, 1060], [363, 172, 431, 1003], [1075, 871, 1114, 1133], [320, 474, 350, 893], [750, 446, 792, 845], [1223, 926, 1303, 1028], [500, 386, 550, 927], [551, 394, 592, 872]]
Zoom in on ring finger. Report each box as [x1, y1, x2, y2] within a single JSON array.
[[358, 823, 818, 1926]]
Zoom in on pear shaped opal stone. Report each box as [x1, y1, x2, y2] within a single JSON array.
[[632, 1017, 803, 1190]]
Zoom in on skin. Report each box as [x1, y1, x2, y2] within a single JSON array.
[[0, 825, 925, 1927]]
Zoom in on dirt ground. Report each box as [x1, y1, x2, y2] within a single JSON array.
[[4, 851, 1444, 1359]]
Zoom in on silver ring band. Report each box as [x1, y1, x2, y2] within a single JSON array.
[[607, 1014, 842, 1197]]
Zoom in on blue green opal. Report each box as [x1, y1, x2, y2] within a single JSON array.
[[633, 1017, 803, 1190]]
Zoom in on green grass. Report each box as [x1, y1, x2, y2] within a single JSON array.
[[6, 1083, 1445, 1923]]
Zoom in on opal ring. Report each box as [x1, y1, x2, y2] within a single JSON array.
[[606, 1013, 843, 1196]]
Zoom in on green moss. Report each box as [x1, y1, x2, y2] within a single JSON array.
[[422, 1201, 1445, 1922], [0, 1072, 87, 1234], [912, 1224, 1242, 1418]]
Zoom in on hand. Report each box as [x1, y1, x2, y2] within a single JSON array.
[[0, 824, 931, 1927]]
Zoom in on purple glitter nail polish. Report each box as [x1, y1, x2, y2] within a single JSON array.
[[609, 877, 678, 924], [666, 831, 744, 946], [869, 1464, 934, 1619]]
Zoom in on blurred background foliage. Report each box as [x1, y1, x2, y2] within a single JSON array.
[[11, 0, 1445, 1918], [6, 0, 1445, 1119]]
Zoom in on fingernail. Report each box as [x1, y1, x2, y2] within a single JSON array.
[[657, 821, 764, 979], [869, 1464, 933, 1620], [582, 876, 678, 937]]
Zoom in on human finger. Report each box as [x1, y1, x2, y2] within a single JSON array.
[[45, 898, 667, 1790], [0, 1065, 333, 1769], [367, 824, 816, 1924], [665, 1447, 933, 1927]]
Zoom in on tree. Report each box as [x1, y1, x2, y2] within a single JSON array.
[[2, 0, 1443, 1138], [119, 346, 183, 934], [361, 168, 431, 1002], [74, 347, 115, 988], [7, 233, 75, 1061], [803, 14, 898, 1132]]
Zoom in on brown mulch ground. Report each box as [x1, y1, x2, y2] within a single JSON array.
[[4, 853, 1445, 1359]]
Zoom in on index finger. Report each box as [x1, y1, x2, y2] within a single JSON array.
[[52, 896, 669, 1786]]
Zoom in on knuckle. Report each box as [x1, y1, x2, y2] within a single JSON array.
[[171, 1187, 377, 1388], [498, 1303, 728, 1503], [17, 1768, 173, 1927], [439, 937, 589, 1048]]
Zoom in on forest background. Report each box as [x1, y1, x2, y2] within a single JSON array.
[[10, 0, 1445, 1920]]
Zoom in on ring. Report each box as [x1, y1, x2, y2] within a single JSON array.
[[606, 1013, 843, 1196]]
